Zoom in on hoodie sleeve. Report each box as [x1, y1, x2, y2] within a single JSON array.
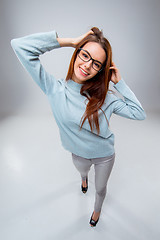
[[11, 30, 61, 95], [111, 78, 146, 120]]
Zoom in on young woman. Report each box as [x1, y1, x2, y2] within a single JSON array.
[[11, 27, 146, 227]]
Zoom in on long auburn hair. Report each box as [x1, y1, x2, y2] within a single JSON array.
[[66, 27, 113, 135]]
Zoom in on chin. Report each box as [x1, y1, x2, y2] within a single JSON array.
[[79, 78, 90, 84], [74, 74, 89, 84]]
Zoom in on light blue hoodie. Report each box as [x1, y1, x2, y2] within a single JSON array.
[[11, 30, 146, 159]]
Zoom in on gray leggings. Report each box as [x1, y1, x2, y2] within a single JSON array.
[[72, 152, 115, 213]]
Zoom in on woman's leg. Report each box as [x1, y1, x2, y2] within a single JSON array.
[[72, 153, 92, 181], [94, 155, 115, 213]]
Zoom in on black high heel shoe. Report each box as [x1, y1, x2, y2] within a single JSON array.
[[81, 177, 88, 193], [89, 212, 99, 227]]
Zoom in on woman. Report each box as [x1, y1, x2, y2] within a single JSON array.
[[11, 27, 146, 227]]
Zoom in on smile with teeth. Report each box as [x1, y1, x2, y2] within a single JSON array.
[[79, 67, 89, 76]]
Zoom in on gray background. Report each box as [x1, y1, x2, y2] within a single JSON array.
[[1, 0, 160, 116], [0, 0, 160, 239]]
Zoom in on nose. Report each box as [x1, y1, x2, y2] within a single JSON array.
[[83, 60, 92, 69]]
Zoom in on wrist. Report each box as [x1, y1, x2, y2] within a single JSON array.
[[57, 37, 75, 48], [115, 79, 121, 84]]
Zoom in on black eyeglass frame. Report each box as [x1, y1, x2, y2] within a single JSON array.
[[78, 48, 104, 72]]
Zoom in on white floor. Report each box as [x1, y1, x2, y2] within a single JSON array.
[[0, 111, 160, 240]]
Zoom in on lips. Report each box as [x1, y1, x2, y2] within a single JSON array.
[[79, 67, 89, 76]]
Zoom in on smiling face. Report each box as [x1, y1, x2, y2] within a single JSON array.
[[72, 42, 106, 84]]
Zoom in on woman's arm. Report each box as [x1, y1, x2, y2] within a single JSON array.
[[11, 31, 61, 95], [108, 62, 146, 120], [56, 37, 75, 47], [11, 29, 93, 94], [57, 30, 93, 48], [111, 78, 146, 120]]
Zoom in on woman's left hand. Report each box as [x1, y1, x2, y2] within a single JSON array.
[[109, 62, 121, 84]]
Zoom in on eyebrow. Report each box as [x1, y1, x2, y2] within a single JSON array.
[[80, 48, 103, 65]]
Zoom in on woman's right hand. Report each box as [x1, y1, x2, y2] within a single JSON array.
[[57, 30, 94, 48], [71, 30, 94, 48]]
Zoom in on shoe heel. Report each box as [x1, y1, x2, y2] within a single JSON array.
[[81, 177, 88, 193]]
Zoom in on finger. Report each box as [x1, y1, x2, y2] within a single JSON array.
[[84, 30, 93, 38], [109, 66, 116, 70], [110, 64, 118, 70], [88, 30, 94, 34], [111, 61, 116, 67]]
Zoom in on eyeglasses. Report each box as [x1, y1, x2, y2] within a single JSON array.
[[78, 48, 103, 72]]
